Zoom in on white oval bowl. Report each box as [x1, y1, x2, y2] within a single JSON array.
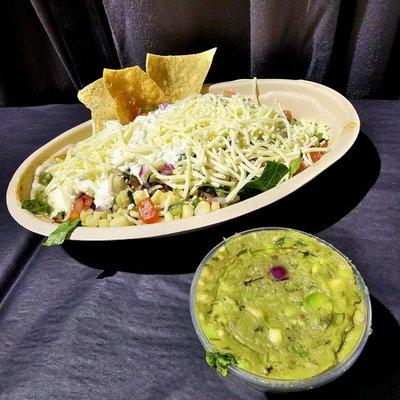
[[6, 79, 360, 241]]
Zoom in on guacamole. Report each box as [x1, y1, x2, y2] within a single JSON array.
[[195, 230, 366, 380]]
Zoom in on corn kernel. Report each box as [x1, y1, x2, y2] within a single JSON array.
[[85, 214, 100, 227], [211, 202, 220, 212], [115, 190, 131, 208], [151, 189, 165, 205], [194, 201, 211, 216], [109, 215, 130, 227], [80, 209, 93, 223], [181, 204, 194, 218], [133, 190, 148, 204], [129, 210, 140, 219], [93, 210, 108, 219], [98, 219, 110, 228], [163, 211, 173, 221]]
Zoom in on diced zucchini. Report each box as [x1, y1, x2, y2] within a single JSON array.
[[169, 203, 182, 217], [115, 190, 131, 208]]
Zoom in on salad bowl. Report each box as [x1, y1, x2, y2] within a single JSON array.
[[6, 79, 360, 241]]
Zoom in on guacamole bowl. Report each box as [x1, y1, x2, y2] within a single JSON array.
[[189, 228, 372, 392]]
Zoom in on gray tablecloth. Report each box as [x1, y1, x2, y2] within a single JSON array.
[[0, 102, 399, 400]]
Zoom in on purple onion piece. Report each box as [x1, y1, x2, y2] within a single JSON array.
[[159, 102, 170, 111], [160, 164, 174, 175], [270, 266, 289, 281], [139, 165, 146, 178]]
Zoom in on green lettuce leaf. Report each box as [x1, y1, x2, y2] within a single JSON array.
[[21, 192, 51, 215], [43, 220, 81, 247], [198, 184, 229, 197], [39, 172, 53, 186], [239, 161, 289, 199]]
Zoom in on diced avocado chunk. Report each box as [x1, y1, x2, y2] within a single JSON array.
[[304, 292, 331, 309]]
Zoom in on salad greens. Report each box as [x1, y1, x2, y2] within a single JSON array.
[[239, 161, 289, 199], [23, 94, 330, 234], [289, 158, 301, 177], [39, 172, 53, 186], [42, 220, 80, 247], [206, 351, 236, 377], [22, 192, 51, 215], [127, 189, 135, 204], [198, 184, 229, 197], [169, 202, 182, 217], [191, 198, 201, 208]]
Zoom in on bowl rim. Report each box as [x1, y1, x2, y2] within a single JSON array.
[[189, 227, 372, 392]]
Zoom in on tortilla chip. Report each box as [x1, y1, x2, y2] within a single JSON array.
[[146, 48, 217, 102], [103, 66, 168, 124], [77, 78, 118, 132]]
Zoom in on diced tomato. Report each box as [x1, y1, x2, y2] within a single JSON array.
[[137, 198, 159, 224], [69, 194, 94, 220], [310, 141, 329, 163], [69, 210, 80, 221], [223, 90, 235, 98], [295, 161, 308, 175], [283, 109, 293, 123], [74, 197, 85, 213], [310, 151, 323, 163], [81, 194, 93, 208]]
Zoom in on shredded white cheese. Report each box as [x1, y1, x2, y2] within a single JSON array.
[[39, 93, 330, 216]]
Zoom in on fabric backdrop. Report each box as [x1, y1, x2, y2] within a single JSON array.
[[1, 0, 399, 107]]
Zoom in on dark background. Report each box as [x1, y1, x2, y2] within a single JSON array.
[[0, 2, 399, 399], [1, 0, 399, 107]]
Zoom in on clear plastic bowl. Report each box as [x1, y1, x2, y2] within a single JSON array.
[[189, 227, 372, 392]]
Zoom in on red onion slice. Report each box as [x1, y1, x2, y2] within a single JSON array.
[[208, 196, 227, 204], [270, 266, 289, 281], [160, 164, 174, 175], [149, 184, 163, 193], [139, 165, 146, 178], [159, 102, 170, 111]]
